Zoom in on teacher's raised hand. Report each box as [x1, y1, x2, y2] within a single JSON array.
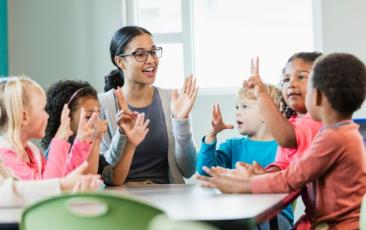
[[171, 75, 199, 119]]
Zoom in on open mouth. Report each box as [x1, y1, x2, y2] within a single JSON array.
[[142, 66, 155, 77], [236, 121, 243, 125]]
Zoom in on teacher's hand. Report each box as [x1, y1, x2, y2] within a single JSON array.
[[171, 74, 199, 119]]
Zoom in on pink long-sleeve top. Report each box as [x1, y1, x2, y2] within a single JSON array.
[[0, 137, 91, 180], [251, 122, 366, 229], [267, 113, 322, 170]]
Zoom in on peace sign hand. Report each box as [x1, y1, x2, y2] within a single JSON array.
[[75, 108, 97, 142], [171, 74, 199, 119], [54, 104, 73, 141], [243, 57, 267, 98], [91, 108, 108, 141]]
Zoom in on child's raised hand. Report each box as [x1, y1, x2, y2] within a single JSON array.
[[75, 108, 97, 142], [119, 113, 150, 147], [92, 108, 108, 141], [209, 104, 234, 136], [55, 104, 73, 141], [243, 57, 267, 98], [171, 74, 199, 119]]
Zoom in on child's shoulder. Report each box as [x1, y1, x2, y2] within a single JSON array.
[[291, 114, 322, 131]]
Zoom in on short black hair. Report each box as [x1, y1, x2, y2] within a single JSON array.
[[312, 53, 366, 116], [41, 80, 98, 149]]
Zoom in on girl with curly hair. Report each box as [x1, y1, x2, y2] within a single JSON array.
[[42, 80, 149, 185]]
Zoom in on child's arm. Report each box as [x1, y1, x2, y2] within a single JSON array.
[[199, 128, 342, 194], [245, 58, 297, 148], [196, 104, 234, 175], [44, 105, 74, 178], [83, 110, 108, 174], [65, 108, 97, 174], [107, 113, 149, 185]]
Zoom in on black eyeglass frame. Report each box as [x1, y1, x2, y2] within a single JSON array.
[[118, 47, 163, 62]]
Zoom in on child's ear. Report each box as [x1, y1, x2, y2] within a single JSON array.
[[114, 56, 126, 70], [21, 110, 29, 126]]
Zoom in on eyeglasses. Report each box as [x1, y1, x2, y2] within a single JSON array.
[[119, 47, 163, 62]]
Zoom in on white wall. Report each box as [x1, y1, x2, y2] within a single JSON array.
[[7, 0, 122, 92], [313, 0, 366, 118]]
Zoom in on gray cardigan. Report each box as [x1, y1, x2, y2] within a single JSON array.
[[98, 87, 196, 184]]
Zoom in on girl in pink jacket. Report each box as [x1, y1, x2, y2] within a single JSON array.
[[0, 76, 94, 180]]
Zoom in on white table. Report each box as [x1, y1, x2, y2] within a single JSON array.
[[0, 184, 298, 230]]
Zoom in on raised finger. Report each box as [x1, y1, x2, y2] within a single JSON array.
[[185, 75, 192, 95], [78, 108, 86, 127]]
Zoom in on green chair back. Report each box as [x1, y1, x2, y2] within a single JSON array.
[[148, 214, 220, 230], [361, 194, 366, 230], [20, 192, 164, 230]]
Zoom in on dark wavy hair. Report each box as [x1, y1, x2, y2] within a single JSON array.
[[41, 80, 98, 149], [312, 53, 366, 116], [104, 69, 124, 92], [279, 52, 322, 118]]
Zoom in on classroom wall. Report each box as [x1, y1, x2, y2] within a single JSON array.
[[7, 0, 122, 91], [0, 0, 7, 77]]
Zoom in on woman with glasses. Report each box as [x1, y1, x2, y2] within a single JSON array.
[[98, 26, 198, 184]]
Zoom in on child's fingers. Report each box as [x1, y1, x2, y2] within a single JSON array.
[[78, 108, 86, 127], [86, 112, 98, 127], [202, 166, 219, 177], [250, 58, 254, 75], [254, 57, 259, 75]]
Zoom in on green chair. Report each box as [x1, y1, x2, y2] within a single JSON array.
[[20, 192, 165, 230], [148, 214, 220, 230], [361, 194, 366, 230]]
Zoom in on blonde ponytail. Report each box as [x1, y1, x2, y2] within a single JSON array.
[[0, 76, 45, 156]]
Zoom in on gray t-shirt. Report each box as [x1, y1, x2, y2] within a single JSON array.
[[126, 88, 169, 184]]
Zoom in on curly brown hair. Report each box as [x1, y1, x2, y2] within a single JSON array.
[[279, 52, 322, 118]]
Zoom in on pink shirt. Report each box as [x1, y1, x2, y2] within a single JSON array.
[[0, 137, 91, 180], [251, 122, 366, 229], [268, 114, 322, 170]]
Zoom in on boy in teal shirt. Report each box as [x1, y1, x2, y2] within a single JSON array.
[[196, 85, 293, 229]]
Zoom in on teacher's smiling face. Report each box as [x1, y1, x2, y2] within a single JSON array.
[[116, 34, 160, 85]]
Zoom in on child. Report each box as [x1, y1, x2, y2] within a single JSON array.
[[196, 85, 293, 229], [42, 80, 149, 185], [245, 52, 323, 173], [198, 53, 366, 229], [0, 77, 93, 180]]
